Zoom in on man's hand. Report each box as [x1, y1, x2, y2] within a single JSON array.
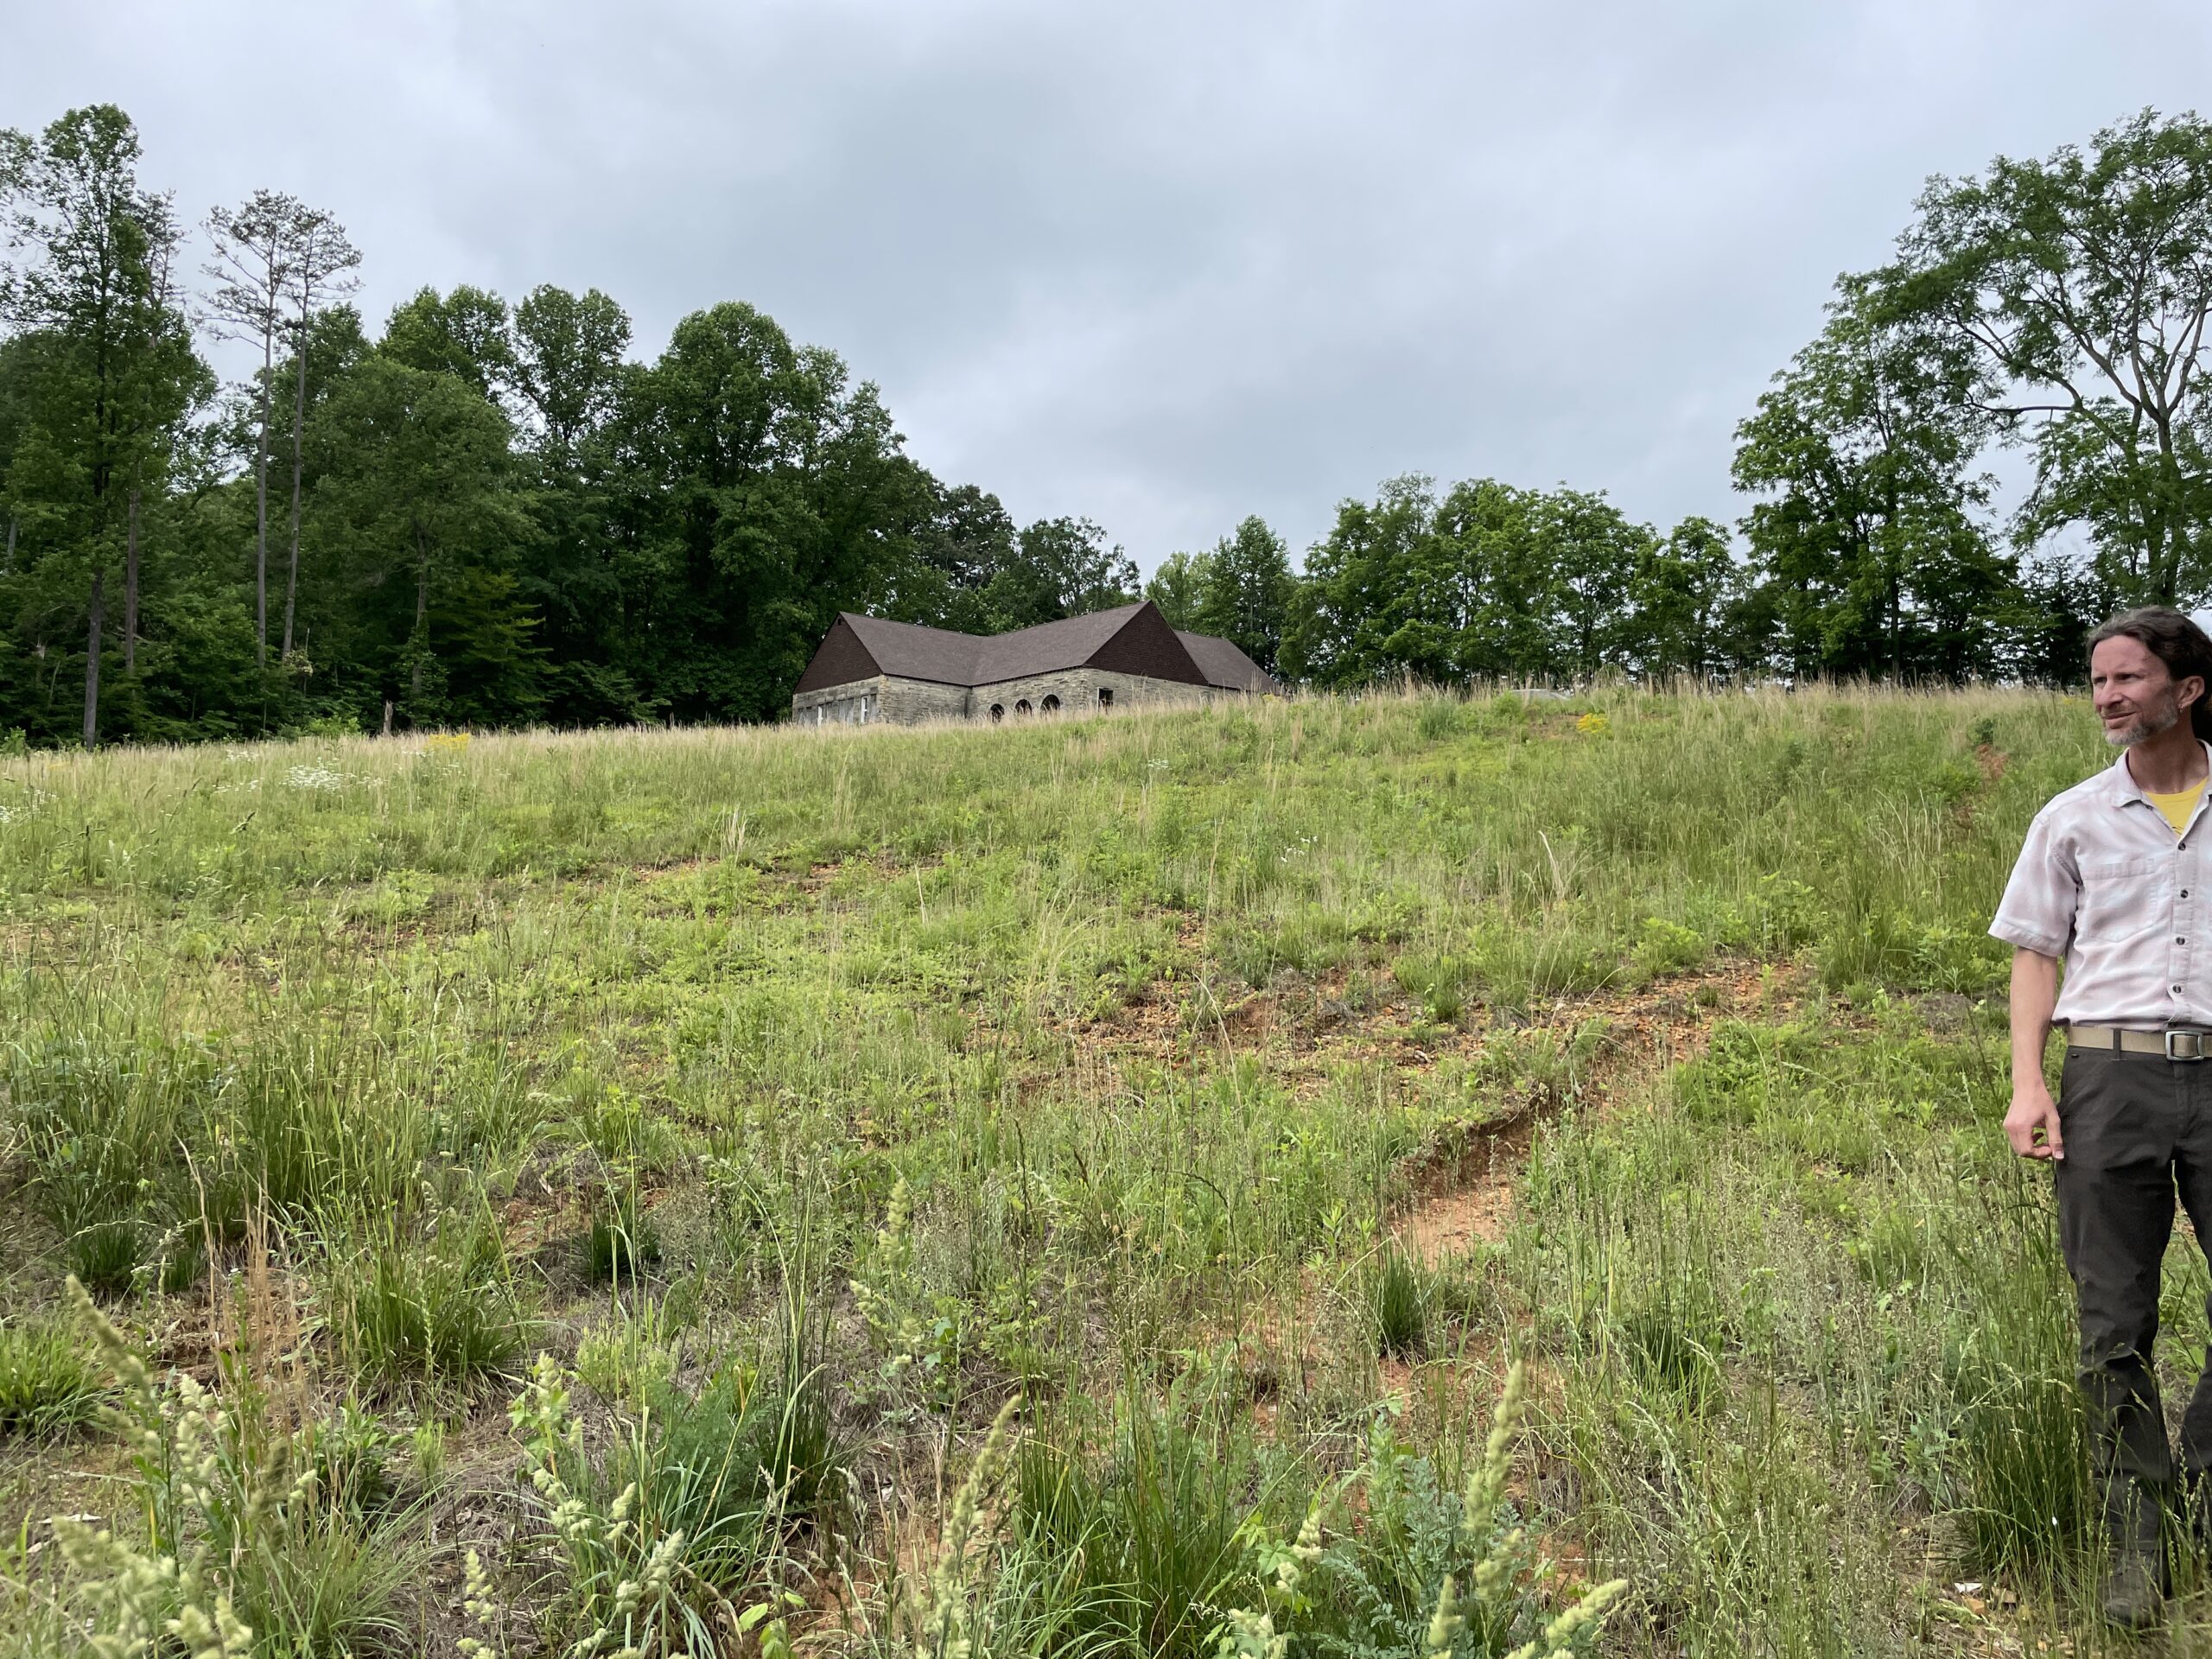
[[2005, 1078, 2065, 1161]]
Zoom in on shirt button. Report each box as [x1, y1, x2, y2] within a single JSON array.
[[2177, 984, 2186, 994]]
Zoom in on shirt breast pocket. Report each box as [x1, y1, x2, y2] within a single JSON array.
[[2076, 855, 2170, 945]]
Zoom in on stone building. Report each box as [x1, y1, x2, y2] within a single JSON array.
[[790, 600, 1280, 727]]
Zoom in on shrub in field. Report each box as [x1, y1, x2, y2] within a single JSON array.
[[1365, 1246, 1430, 1359], [1016, 1368, 1280, 1659], [50, 1277, 424, 1656], [1614, 1295, 1726, 1411], [1627, 916, 1707, 982], [563, 1077, 684, 1173], [1224, 1364, 1625, 1659], [8, 1035, 204, 1245], [296, 1401, 410, 1525], [849, 1178, 984, 1408], [575, 1307, 683, 1407], [156, 1235, 208, 1296], [502, 1351, 843, 1656], [66, 1219, 150, 1299], [321, 1208, 529, 1388], [0, 1314, 106, 1439], [1220, 906, 1357, 987], [877, 1401, 1119, 1659], [1668, 1021, 1817, 1128], [1393, 952, 1476, 1026], [585, 1191, 665, 1283], [1416, 697, 1474, 743]]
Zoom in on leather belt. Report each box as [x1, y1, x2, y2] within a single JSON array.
[[2068, 1024, 2212, 1061]]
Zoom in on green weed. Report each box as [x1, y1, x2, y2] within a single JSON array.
[[0, 1315, 106, 1438], [1365, 1246, 1430, 1359], [585, 1192, 665, 1283], [321, 1208, 529, 1389], [1018, 1368, 1282, 1659]]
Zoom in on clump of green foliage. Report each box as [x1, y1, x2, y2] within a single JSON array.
[[496, 1351, 843, 1656], [49, 1277, 425, 1656], [0, 1314, 106, 1439]]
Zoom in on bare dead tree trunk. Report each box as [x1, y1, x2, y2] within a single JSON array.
[[283, 321, 308, 658], [410, 521, 430, 709], [207, 200, 295, 671], [278, 209, 359, 662], [124, 486, 140, 673], [255, 332, 272, 666], [83, 569, 104, 748]]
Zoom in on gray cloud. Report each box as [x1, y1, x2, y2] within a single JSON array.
[[10, 0, 2210, 569]]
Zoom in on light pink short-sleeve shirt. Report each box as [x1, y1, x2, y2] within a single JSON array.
[[1990, 743, 2212, 1029]]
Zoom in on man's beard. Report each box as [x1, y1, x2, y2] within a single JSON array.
[[2107, 701, 2182, 747]]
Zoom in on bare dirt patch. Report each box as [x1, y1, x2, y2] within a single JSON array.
[[1400, 1179, 1516, 1266]]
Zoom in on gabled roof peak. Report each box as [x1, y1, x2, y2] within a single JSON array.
[[793, 600, 1279, 696]]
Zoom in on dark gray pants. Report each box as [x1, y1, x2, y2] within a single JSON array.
[[2057, 1048, 2212, 1490]]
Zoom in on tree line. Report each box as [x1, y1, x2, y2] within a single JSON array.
[[3, 105, 2208, 745], [1195, 108, 2212, 692]]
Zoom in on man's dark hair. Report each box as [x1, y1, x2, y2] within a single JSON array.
[[2089, 606, 2212, 741]]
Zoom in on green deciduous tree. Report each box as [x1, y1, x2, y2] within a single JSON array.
[[0, 104, 207, 744], [1619, 517, 1744, 679], [1281, 474, 1443, 685], [506, 284, 639, 724], [383, 285, 517, 408], [1874, 109, 2212, 607], [308, 356, 537, 727], [1142, 549, 1206, 630], [883, 478, 1018, 634], [1733, 284, 2014, 681], [978, 515, 1137, 632], [1287, 477, 1688, 687], [607, 301, 922, 720], [512, 284, 630, 472], [1191, 515, 1294, 672]]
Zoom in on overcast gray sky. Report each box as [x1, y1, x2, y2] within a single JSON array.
[[10, 1, 2210, 572]]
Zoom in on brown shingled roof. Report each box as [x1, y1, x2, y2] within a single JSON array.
[[971, 603, 1151, 683], [835, 613, 982, 686], [798, 600, 1273, 696], [1175, 631, 1281, 695]]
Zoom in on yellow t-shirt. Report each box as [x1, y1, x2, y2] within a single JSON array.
[[2147, 778, 2208, 836]]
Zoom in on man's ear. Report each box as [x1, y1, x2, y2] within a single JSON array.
[[2182, 674, 2207, 713]]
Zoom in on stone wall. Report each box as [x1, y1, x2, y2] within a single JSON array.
[[791, 668, 1225, 726], [969, 667, 1215, 722], [792, 675, 969, 726]]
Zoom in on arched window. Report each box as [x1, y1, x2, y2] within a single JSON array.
[[1040, 695, 1060, 713], [1097, 687, 1113, 709], [1014, 699, 1032, 715], [988, 703, 1004, 723]]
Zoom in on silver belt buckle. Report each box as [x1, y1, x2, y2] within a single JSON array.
[[2169, 1029, 2209, 1062]]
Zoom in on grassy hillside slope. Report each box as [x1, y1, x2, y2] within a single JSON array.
[[0, 687, 2175, 1655]]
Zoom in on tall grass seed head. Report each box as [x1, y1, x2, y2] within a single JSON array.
[[1424, 1575, 1465, 1656]]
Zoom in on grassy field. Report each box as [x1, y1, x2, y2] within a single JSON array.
[[0, 684, 2183, 1656]]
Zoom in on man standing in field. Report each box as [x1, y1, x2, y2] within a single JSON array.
[[1995, 607, 2212, 1629]]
